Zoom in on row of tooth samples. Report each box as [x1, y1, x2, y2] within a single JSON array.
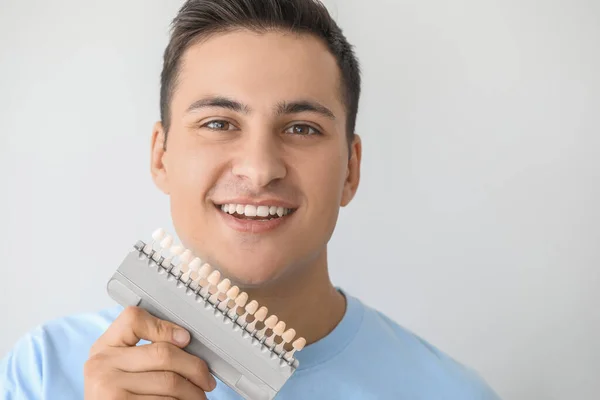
[[144, 228, 306, 359], [220, 204, 291, 217]]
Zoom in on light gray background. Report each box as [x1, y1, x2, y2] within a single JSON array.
[[1, 0, 598, 399]]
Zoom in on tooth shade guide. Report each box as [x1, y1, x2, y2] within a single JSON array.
[[228, 292, 248, 316], [283, 337, 306, 361], [256, 314, 277, 341], [159, 235, 173, 250], [217, 285, 240, 311], [249, 319, 266, 334], [244, 314, 256, 325], [237, 300, 259, 326], [179, 249, 193, 263], [127, 230, 305, 395], [144, 228, 166, 253], [170, 244, 184, 257], [147, 233, 299, 350], [265, 321, 285, 348], [208, 277, 229, 304], [245, 306, 268, 332], [275, 328, 296, 354], [179, 261, 190, 273], [217, 296, 236, 312], [272, 321, 286, 339]]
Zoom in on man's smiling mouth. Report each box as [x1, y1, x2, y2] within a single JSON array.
[[214, 203, 297, 221]]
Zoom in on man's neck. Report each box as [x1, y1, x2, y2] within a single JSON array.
[[242, 250, 346, 346]]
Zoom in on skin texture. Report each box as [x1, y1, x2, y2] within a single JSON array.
[[85, 29, 361, 398]]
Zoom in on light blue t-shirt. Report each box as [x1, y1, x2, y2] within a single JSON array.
[[0, 292, 500, 399]]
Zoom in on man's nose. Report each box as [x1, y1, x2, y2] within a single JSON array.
[[231, 133, 287, 188]]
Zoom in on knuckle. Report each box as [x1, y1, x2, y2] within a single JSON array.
[[153, 342, 175, 365], [154, 319, 169, 338], [194, 357, 210, 375], [161, 371, 180, 390], [84, 367, 117, 395], [122, 305, 143, 322], [83, 353, 106, 378]]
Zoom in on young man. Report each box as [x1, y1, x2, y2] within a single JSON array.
[[1, 0, 501, 399]]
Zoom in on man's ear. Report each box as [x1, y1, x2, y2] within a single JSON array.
[[150, 121, 170, 195], [341, 134, 362, 207]]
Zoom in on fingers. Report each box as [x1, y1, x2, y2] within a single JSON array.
[[125, 395, 178, 400], [118, 372, 208, 400], [104, 342, 217, 392], [92, 306, 190, 353]]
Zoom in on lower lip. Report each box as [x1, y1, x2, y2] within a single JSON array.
[[217, 208, 293, 233]]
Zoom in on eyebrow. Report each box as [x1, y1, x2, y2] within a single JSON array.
[[186, 96, 251, 114], [185, 96, 336, 120], [275, 100, 336, 120]]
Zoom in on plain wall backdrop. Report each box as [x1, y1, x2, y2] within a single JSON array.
[[1, 0, 599, 399]]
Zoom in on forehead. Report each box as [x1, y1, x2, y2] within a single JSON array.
[[173, 29, 344, 116]]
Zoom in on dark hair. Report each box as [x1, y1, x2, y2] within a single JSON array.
[[159, 0, 361, 152]]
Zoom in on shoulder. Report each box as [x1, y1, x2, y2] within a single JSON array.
[[0, 306, 122, 399], [352, 297, 501, 399]]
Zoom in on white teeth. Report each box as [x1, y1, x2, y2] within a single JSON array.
[[256, 206, 269, 217], [219, 203, 294, 217], [180, 249, 193, 264], [189, 258, 202, 271], [226, 286, 240, 300], [152, 228, 166, 241], [170, 245, 184, 256], [160, 235, 173, 249], [207, 270, 221, 285], [244, 205, 257, 217]]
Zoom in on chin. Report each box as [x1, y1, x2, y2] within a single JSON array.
[[212, 252, 293, 288]]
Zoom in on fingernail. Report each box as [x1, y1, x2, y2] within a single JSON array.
[[209, 374, 217, 390], [173, 329, 190, 345]]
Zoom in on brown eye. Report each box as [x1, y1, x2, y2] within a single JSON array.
[[204, 120, 235, 130], [285, 124, 321, 136]]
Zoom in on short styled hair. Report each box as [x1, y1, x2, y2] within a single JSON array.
[[159, 0, 361, 150]]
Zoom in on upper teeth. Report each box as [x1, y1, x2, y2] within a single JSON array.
[[220, 204, 291, 217]]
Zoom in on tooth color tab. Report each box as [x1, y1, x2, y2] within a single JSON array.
[[152, 228, 165, 240], [160, 236, 173, 248]]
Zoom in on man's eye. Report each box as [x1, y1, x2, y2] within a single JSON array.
[[285, 124, 321, 136], [203, 120, 236, 130]]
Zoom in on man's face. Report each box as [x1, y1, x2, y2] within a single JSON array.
[[151, 30, 361, 286]]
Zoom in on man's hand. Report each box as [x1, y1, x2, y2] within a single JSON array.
[[84, 306, 216, 400]]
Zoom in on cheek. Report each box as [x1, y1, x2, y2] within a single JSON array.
[[300, 144, 347, 211], [166, 138, 218, 195], [166, 137, 226, 249]]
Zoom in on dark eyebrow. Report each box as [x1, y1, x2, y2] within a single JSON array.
[[185, 96, 251, 114], [185, 96, 335, 120], [275, 100, 336, 120]]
